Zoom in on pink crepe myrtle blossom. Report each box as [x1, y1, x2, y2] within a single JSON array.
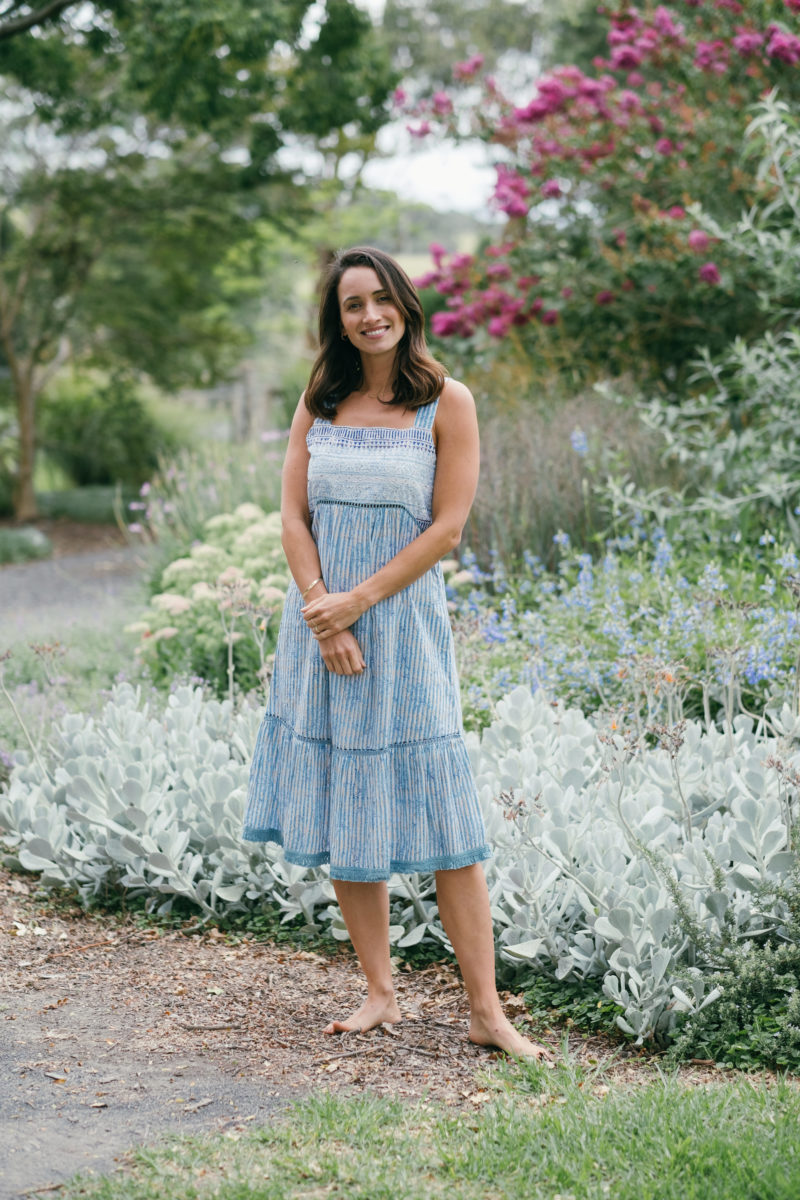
[[732, 29, 766, 57], [407, 121, 432, 138], [595, 290, 616, 305], [541, 309, 560, 324], [392, 87, 407, 107], [431, 310, 462, 337], [766, 27, 800, 66], [488, 315, 513, 338], [688, 228, 711, 251], [695, 40, 730, 72], [486, 262, 513, 279], [665, 205, 686, 218], [432, 91, 453, 116], [453, 54, 484, 80], [785, 0, 800, 12], [541, 179, 563, 198], [493, 164, 531, 217], [698, 261, 721, 283], [656, 137, 674, 154]]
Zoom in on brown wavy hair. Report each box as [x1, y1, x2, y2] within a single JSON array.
[[304, 246, 446, 418]]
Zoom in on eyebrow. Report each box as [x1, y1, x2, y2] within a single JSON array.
[[341, 288, 390, 304]]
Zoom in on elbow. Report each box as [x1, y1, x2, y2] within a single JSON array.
[[444, 525, 463, 552]]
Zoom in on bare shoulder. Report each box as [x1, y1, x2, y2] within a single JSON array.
[[291, 391, 315, 437], [434, 378, 478, 440], [438, 377, 475, 415]]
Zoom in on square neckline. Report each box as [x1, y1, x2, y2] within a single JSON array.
[[321, 398, 438, 433]]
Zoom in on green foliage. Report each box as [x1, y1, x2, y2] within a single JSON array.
[[521, 972, 628, 1041], [669, 940, 800, 1072], [0, 525, 51, 563], [39, 376, 176, 488], [36, 486, 133, 524], [668, 872, 800, 1072]]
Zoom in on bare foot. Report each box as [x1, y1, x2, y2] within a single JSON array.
[[469, 1013, 555, 1064], [323, 993, 402, 1036]]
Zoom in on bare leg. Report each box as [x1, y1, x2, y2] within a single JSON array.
[[323, 879, 401, 1035], [435, 863, 553, 1061]]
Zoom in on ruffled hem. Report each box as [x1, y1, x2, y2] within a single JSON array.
[[240, 826, 491, 881], [242, 713, 489, 881]]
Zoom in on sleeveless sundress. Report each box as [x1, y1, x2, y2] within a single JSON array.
[[241, 397, 490, 881]]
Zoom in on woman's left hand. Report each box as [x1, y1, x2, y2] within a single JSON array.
[[301, 590, 367, 640]]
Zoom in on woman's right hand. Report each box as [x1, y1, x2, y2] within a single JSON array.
[[318, 629, 366, 675]]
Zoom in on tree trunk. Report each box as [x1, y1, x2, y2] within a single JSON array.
[[13, 372, 38, 521]]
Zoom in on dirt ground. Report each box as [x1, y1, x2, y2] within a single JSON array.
[[0, 866, 690, 1199]]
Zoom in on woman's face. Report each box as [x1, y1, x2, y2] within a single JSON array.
[[337, 266, 406, 359]]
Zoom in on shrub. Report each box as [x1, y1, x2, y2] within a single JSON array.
[[36, 486, 135, 524], [39, 376, 176, 489], [128, 504, 287, 698], [447, 534, 800, 732], [0, 526, 52, 564]]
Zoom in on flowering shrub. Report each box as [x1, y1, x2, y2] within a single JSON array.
[[127, 504, 287, 698], [446, 535, 800, 732], [400, 4, 800, 382]]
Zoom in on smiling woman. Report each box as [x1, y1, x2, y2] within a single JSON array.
[[241, 245, 552, 1063]]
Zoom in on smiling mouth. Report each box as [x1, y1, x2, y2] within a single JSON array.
[[361, 326, 389, 338]]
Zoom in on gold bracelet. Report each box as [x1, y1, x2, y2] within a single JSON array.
[[301, 576, 324, 598]]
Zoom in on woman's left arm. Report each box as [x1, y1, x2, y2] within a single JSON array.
[[301, 380, 479, 638]]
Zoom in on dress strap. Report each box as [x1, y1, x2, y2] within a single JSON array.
[[413, 397, 439, 431]]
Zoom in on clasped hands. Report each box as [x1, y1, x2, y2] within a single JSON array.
[[301, 589, 367, 676]]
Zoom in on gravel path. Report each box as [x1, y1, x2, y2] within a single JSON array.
[[0, 547, 146, 641]]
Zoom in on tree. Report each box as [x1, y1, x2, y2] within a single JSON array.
[[398, 1, 800, 389], [0, 1, 396, 519]]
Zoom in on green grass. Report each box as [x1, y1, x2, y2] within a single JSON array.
[[61, 1062, 800, 1200]]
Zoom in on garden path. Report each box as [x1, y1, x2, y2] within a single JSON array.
[[0, 526, 144, 641]]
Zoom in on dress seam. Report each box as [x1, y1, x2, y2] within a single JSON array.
[[261, 711, 464, 756]]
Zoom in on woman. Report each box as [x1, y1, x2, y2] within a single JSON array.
[[243, 246, 551, 1060]]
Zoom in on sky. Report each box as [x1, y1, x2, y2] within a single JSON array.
[[361, 129, 497, 217]]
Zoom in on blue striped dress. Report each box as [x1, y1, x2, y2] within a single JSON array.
[[241, 397, 490, 881]]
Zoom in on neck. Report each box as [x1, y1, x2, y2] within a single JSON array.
[[359, 354, 397, 401]]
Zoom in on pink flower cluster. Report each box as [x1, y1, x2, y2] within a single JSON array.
[[400, 1, 799, 345], [419, 246, 560, 339]]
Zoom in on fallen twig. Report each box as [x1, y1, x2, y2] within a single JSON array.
[[178, 1023, 235, 1032], [316, 1044, 386, 1064]]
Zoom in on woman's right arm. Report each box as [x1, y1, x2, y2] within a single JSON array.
[[280, 396, 366, 676]]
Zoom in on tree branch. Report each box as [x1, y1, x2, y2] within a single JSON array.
[[0, 0, 76, 42]]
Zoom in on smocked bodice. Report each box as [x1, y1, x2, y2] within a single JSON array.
[[306, 401, 438, 531]]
